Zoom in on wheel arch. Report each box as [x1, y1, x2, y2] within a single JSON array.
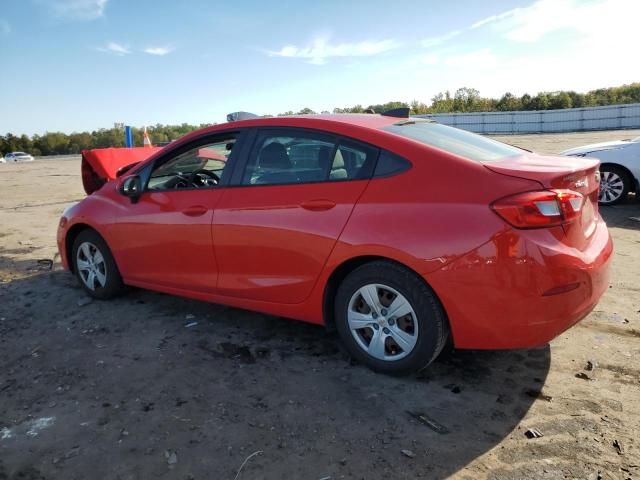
[[600, 162, 636, 192], [65, 223, 99, 273], [322, 255, 449, 333]]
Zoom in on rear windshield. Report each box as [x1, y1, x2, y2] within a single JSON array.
[[383, 121, 524, 163]]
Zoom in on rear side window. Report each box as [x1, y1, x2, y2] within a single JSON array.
[[384, 121, 524, 163], [241, 129, 377, 186], [374, 151, 411, 177]]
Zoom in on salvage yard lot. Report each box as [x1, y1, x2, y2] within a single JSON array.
[[0, 130, 639, 479]]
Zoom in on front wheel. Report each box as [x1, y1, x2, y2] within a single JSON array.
[[334, 261, 449, 375], [72, 230, 124, 299], [599, 166, 631, 205]]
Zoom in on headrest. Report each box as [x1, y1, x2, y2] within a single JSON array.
[[259, 143, 290, 169]]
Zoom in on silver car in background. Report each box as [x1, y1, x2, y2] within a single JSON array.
[[562, 137, 640, 205], [4, 152, 35, 162]]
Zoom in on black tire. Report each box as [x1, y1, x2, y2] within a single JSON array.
[[71, 229, 124, 299], [334, 261, 449, 375], [599, 165, 631, 206]]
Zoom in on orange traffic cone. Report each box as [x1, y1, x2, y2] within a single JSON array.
[[143, 126, 153, 148]]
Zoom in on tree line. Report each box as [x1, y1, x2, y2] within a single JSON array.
[[2, 83, 639, 157]]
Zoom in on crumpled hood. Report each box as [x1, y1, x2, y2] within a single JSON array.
[[561, 140, 632, 156], [81, 147, 162, 194]]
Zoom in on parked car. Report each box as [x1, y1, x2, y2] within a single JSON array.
[[0, 155, 5, 163], [57, 111, 612, 374], [5, 151, 35, 162], [562, 137, 640, 205]]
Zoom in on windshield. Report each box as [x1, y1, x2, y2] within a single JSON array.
[[14, 152, 27, 156], [383, 121, 525, 163]]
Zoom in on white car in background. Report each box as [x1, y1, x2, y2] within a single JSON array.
[[5, 152, 35, 163], [562, 136, 640, 205], [0, 155, 5, 163]]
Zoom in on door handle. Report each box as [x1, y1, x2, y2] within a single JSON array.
[[182, 205, 208, 217], [300, 199, 336, 211]]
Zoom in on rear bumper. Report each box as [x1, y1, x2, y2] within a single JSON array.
[[426, 219, 613, 349]]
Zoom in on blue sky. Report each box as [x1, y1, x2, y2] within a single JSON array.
[[1, 0, 638, 135]]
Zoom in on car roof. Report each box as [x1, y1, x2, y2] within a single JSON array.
[[224, 113, 402, 130], [160, 114, 410, 155]]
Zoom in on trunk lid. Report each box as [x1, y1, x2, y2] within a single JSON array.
[[486, 153, 601, 249]]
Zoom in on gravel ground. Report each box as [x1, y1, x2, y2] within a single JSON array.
[[0, 130, 639, 479]]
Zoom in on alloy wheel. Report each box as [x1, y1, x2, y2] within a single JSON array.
[[599, 171, 625, 204], [347, 284, 418, 361], [76, 241, 107, 290]]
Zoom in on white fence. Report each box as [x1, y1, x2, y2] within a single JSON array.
[[414, 103, 640, 134]]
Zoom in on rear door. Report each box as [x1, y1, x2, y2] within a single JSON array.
[[212, 128, 378, 303]]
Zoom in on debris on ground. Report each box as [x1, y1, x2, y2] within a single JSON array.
[[613, 439, 624, 455], [185, 314, 195, 320], [406, 411, 449, 434], [219, 342, 256, 364], [77, 297, 93, 307], [184, 322, 198, 328], [36, 259, 53, 270], [401, 449, 416, 458], [525, 389, 553, 402], [575, 372, 593, 381], [255, 347, 270, 358], [444, 383, 461, 394], [629, 216, 640, 223], [525, 428, 544, 439], [586, 360, 597, 371], [233, 450, 263, 480], [164, 449, 178, 466]]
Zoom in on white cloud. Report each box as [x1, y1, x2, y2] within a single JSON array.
[[470, 0, 639, 43], [470, 8, 520, 30], [268, 37, 400, 65], [43, 0, 108, 20], [143, 46, 175, 56], [0, 19, 10, 35], [97, 42, 130, 56], [421, 30, 461, 48]]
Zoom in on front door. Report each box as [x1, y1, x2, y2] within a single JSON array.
[[111, 132, 240, 293]]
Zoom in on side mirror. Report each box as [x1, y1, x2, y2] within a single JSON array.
[[119, 175, 142, 203]]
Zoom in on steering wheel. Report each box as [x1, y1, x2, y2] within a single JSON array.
[[188, 169, 219, 187]]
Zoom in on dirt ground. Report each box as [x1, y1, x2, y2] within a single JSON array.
[[0, 130, 639, 480]]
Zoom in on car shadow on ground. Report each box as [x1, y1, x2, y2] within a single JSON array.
[[0, 263, 551, 479], [600, 195, 640, 230]]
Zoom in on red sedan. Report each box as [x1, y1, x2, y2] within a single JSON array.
[[57, 111, 612, 374]]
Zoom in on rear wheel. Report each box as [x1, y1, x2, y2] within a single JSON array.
[[334, 261, 449, 375], [72, 230, 124, 299], [599, 166, 631, 205]]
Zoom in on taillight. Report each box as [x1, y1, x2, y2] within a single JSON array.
[[491, 189, 584, 229]]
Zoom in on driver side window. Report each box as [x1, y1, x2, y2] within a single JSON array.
[[147, 136, 236, 191]]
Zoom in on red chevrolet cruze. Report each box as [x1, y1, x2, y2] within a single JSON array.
[[57, 111, 612, 374]]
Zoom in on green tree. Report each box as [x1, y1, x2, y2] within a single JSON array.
[[548, 92, 573, 109], [496, 92, 522, 111], [453, 87, 481, 112], [430, 91, 454, 113]]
